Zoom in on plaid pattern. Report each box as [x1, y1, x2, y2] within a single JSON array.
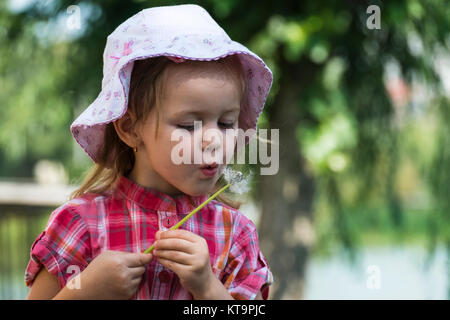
[[25, 175, 273, 300]]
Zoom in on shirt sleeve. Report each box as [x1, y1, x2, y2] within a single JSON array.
[[24, 203, 91, 289], [222, 218, 273, 300]]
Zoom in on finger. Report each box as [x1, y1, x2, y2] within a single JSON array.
[[154, 238, 195, 254], [154, 249, 191, 265], [126, 252, 153, 267], [157, 257, 187, 274], [157, 229, 199, 242], [128, 266, 146, 278], [130, 277, 143, 291]]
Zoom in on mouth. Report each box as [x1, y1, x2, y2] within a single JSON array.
[[199, 163, 219, 177], [199, 162, 218, 169]]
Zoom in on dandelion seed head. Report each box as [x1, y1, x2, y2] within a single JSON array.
[[223, 167, 251, 194]]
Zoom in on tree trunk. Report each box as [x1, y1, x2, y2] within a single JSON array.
[[257, 60, 317, 299]]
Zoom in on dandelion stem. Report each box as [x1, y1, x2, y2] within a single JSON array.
[[143, 183, 231, 254]]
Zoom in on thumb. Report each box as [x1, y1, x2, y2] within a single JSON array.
[[140, 253, 153, 265], [128, 252, 153, 267]]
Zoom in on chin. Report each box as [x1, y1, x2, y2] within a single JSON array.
[[183, 182, 216, 197]]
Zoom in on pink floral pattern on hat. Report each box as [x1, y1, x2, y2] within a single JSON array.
[[70, 4, 273, 166]]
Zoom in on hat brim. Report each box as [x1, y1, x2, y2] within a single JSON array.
[[71, 34, 273, 166]]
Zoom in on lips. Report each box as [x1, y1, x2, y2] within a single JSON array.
[[199, 162, 218, 169], [199, 163, 219, 177]]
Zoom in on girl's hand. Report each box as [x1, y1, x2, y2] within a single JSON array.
[[153, 229, 215, 298], [79, 250, 152, 300]]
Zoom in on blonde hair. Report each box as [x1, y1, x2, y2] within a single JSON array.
[[70, 55, 248, 209]]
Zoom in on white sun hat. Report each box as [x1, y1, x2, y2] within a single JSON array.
[[70, 4, 273, 166]]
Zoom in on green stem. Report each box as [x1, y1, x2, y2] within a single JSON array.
[[143, 183, 231, 254]]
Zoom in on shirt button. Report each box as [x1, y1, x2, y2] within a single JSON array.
[[158, 270, 170, 283], [163, 217, 175, 228]]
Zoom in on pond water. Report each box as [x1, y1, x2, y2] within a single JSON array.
[[304, 244, 448, 299], [0, 210, 49, 300]]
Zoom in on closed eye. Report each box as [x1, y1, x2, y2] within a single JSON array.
[[177, 122, 236, 131], [177, 124, 195, 131], [219, 122, 236, 129]]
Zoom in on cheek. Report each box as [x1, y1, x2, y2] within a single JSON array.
[[175, 139, 194, 158], [155, 129, 194, 169], [223, 131, 238, 161]]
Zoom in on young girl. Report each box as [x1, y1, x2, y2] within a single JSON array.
[[25, 4, 273, 300]]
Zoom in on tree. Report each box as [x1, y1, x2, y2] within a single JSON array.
[[251, 0, 450, 298]]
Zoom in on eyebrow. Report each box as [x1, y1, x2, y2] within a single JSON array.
[[172, 107, 240, 118]]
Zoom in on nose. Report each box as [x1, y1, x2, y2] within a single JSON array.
[[202, 134, 221, 152], [201, 123, 225, 159]]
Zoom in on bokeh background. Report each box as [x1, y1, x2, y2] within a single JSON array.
[[0, 0, 449, 299]]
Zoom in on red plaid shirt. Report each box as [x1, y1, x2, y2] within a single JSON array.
[[25, 175, 273, 299]]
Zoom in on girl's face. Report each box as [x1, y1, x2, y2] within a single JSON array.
[[128, 64, 241, 196]]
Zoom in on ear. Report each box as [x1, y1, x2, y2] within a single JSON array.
[[113, 111, 140, 148]]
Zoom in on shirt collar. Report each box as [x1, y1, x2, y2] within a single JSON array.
[[116, 174, 209, 214]]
